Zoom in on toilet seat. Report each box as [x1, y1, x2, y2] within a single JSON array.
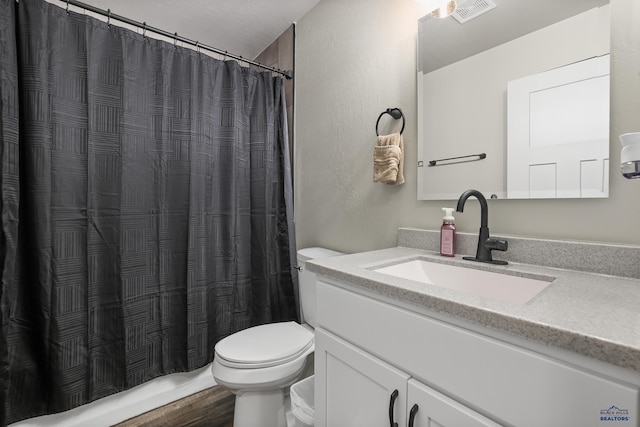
[[214, 321, 314, 369]]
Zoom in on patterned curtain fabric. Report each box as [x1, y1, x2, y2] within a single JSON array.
[[0, 0, 298, 423]]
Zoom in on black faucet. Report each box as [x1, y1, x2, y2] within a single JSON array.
[[456, 189, 508, 265]]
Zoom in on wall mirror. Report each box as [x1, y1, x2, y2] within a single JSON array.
[[417, 0, 610, 200]]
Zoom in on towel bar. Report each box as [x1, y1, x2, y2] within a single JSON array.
[[428, 153, 486, 166], [376, 108, 405, 136]]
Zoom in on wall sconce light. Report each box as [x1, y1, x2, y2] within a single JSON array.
[[619, 132, 640, 179], [432, 0, 457, 18]]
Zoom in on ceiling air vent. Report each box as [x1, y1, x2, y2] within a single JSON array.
[[453, 0, 497, 24]]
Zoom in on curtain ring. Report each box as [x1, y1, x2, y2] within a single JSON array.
[[107, 9, 111, 27], [142, 22, 147, 39], [195, 41, 200, 54], [174, 32, 178, 49], [66, 0, 70, 15], [223, 51, 228, 61]]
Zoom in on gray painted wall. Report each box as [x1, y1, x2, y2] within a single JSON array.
[[295, 0, 640, 254]]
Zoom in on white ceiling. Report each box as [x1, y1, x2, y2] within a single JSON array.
[[419, 0, 609, 73], [61, 0, 321, 60]]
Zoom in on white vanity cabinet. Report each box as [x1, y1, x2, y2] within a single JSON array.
[[314, 279, 639, 427], [316, 328, 500, 427]]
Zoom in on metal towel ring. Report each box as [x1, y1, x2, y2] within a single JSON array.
[[376, 108, 405, 136]]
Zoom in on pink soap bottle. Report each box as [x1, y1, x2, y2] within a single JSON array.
[[440, 208, 456, 257]]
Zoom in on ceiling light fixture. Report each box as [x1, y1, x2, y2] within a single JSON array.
[[432, 0, 457, 18]]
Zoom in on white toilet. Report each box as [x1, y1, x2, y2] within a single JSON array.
[[211, 247, 343, 427]]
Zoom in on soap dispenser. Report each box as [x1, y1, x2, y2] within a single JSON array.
[[440, 208, 456, 257]]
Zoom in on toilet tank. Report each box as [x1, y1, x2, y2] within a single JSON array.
[[297, 247, 343, 328]]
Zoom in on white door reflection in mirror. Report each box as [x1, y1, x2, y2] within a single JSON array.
[[507, 55, 610, 199]]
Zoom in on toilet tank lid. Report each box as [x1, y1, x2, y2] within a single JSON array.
[[297, 247, 344, 262]]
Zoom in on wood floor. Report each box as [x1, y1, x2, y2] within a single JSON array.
[[115, 357, 314, 426], [115, 386, 235, 427]]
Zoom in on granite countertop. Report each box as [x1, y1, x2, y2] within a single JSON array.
[[306, 245, 640, 373]]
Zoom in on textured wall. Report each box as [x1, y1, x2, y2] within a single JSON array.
[[295, 0, 640, 254]]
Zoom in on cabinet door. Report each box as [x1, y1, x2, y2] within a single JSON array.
[[315, 328, 410, 427], [408, 380, 502, 427]]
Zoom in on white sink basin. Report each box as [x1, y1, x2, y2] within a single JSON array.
[[374, 259, 553, 305]]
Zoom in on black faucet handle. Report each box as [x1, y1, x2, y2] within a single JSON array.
[[485, 238, 508, 252]]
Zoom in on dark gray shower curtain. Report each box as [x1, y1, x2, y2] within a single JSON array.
[[0, 0, 298, 424]]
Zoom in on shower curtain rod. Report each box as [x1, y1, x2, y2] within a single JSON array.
[[59, 0, 294, 79]]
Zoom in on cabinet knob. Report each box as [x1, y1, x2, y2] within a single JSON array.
[[389, 389, 399, 427], [408, 404, 419, 427]]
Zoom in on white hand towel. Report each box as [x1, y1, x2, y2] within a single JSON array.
[[373, 132, 404, 185]]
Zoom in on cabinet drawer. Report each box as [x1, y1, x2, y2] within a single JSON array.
[[317, 280, 639, 427]]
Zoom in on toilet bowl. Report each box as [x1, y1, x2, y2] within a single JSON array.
[[211, 247, 343, 427]]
